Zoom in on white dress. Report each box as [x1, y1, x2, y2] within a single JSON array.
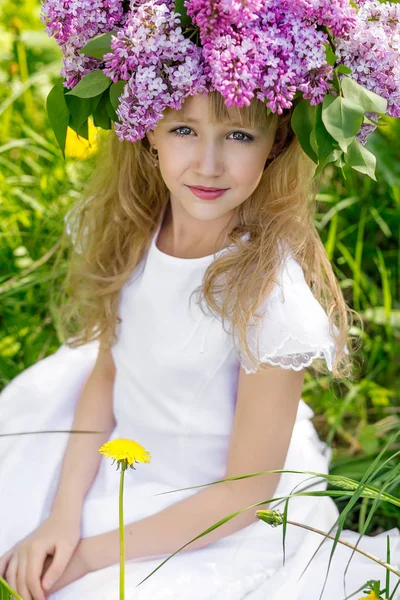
[[1, 218, 399, 600]]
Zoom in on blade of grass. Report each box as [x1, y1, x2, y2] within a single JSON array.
[[297, 431, 400, 599], [0, 576, 22, 600], [353, 205, 366, 311], [325, 212, 338, 260], [375, 248, 393, 339]]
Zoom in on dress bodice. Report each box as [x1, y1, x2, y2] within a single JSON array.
[[111, 220, 314, 494]]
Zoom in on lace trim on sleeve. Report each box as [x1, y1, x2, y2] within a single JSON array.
[[240, 336, 336, 374], [237, 252, 340, 374]]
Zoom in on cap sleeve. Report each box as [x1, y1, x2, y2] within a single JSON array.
[[238, 249, 338, 374]]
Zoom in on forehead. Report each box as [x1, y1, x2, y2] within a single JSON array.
[[162, 93, 271, 129]]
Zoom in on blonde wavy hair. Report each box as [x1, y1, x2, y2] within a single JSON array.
[[53, 91, 358, 379]]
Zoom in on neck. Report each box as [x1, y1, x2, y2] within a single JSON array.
[[157, 199, 240, 259]]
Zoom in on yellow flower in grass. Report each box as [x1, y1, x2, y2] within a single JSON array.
[[65, 118, 99, 159], [359, 593, 388, 600], [99, 438, 151, 470]]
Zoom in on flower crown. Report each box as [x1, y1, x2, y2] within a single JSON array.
[[41, 0, 400, 180]]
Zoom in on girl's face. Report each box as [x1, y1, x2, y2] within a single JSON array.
[[146, 94, 277, 224]]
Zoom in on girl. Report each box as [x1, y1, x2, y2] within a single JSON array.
[[0, 90, 399, 600]]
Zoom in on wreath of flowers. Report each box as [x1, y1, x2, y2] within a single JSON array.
[[41, 0, 400, 180]]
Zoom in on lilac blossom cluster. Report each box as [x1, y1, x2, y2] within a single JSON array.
[[336, 0, 400, 143], [102, 1, 208, 142], [40, 0, 128, 88], [186, 0, 358, 112], [41, 0, 400, 146]]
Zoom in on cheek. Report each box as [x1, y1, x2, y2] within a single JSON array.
[[159, 143, 188, 177], [158, 155, 181, 185], [232, 151, 266, 186]]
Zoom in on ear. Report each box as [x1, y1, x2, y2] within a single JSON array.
[[146, 130, 155, 147]]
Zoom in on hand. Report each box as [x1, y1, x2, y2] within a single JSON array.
[[43, 539, 90, 597], [0, 513, 81, 600]]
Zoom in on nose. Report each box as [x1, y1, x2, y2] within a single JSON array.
[[193, 138, 224, 177]]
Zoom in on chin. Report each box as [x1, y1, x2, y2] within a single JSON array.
[[187, 202, 231, 220]]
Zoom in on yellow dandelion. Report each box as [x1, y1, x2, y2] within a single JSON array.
[[98, 438, 151, 600], [65, 118, 99, 159], [359, 591, 386, 600], [99, 438, 151, 469]]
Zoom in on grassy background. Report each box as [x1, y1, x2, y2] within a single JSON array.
[[1, 0, 399, 536]]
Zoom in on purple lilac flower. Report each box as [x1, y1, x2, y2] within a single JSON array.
[[185, 0, 263, 40], [102, 0, 208, 142], [103, 2, 191, 82], [40, 0, 128, 88], [289, 0, 357, 38], [194, 0, 338, 112], [335, 0, 400, 144], [114, 55, 208, 143]]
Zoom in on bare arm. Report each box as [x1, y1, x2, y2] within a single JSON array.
[[0, 344, 118, 600], [50, 344, 116, 521]]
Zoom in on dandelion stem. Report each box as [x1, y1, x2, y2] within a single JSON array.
[[119, 466, 126, 600], [286, 519, 400, 577]]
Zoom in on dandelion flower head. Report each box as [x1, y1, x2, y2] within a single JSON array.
[[99, 438, 152, 469]]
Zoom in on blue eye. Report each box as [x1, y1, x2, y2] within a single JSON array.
[[172, 126, 192, 138], [229, 131, 253, 143], [170, 127, 253, 144]]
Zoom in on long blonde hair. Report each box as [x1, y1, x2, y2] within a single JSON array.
[[53, 91, 358, 379]]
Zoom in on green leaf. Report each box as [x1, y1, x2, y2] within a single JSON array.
[[46, 81, 70, 158], [76, 119, 89, 140], [322, 94, 364, 152], [336, 65, 352, 75], [174, 0, 191, 29], [344, 138, 377, 181], [311, 102, 343, 179], [324, 42, 338, 66], [80, 30, 118, 59], [332, 69, 341, 95], [65, 95, 102, 130], [341, 76, 387, 115], [291, 98, 318, 164], [93, 93, 112, 129], [310, 128, 318, 155], [109, 80, 126, 112], [315, 103, 339, 162], [333, 153, 346, 168], [105, 93, 119, 121], [68, 117, 89, 141], [66, 70, 112, 99], [313, 149, 343, 179]]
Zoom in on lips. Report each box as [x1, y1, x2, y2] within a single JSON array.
[[187, 186, 228, 200], [189, 186, 228, 191]]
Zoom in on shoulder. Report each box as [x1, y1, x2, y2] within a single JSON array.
[[238, 241, 338, 374], [268, 240, 313, 301]]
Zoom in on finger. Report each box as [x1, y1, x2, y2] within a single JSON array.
[[26, 547, 48, 600], [0, 549, 13, 578], [17, 552, 33, 600], [5, 553, 18, 596], [41, 545, 70, 593]]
